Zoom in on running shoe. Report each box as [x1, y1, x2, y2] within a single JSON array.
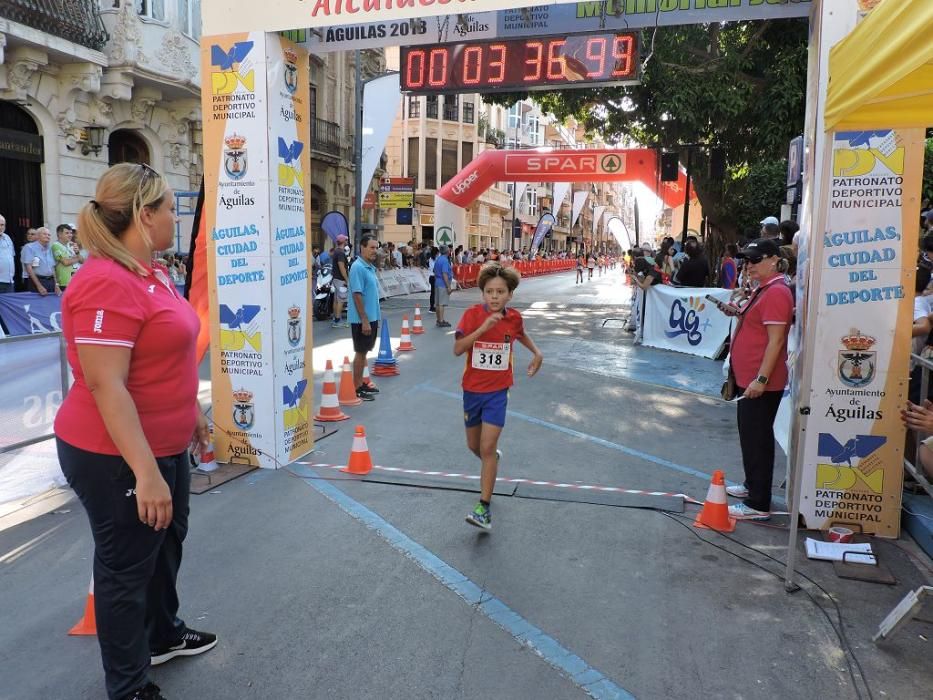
[[330, 320, 341, 328], [465, 502, 491, 530], [122, 682, 166, 700], [359, 384, 379, 394], [356, 388, 375, 401], [728, 503, 771, 521], [150, 629, 217, 666], [725, 484, 749, 499]]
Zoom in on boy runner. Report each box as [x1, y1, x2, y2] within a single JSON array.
[[454, 263, 543, 531]]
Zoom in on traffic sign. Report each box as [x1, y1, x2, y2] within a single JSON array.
[[379, 191, 414, 208]]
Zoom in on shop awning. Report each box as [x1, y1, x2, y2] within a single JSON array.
[[824, 0, 933, 131]]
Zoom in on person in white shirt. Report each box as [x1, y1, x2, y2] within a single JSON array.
[[0, 215, 14, 293]]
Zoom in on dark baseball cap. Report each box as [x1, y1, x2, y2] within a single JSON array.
[[737, 238, 781, 260]]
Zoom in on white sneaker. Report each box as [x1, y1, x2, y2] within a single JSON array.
[[728, 503, 770, 521], [726, 484, 749, 499]]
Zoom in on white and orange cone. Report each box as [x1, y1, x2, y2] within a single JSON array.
[[341, 425, 373, 475], [68, 576, 96, 636], [411, 306, 424, 335], [338, 355, 363, 406], [362, 364, 378, 392], [199, 441, 218, 473], [397, 315, 415, 352], [314, 360, 350, 422], [694, 470, 736, 532]]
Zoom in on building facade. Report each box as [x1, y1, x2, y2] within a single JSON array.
[[0, 1, 378, 271], [381, 92, 512, 252]]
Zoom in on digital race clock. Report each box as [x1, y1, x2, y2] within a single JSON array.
[[400, 32, 640, 96]]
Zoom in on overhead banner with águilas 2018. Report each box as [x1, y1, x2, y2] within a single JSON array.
[[202, 0, 580, 35], [203, 0, 810, 37], [201, 34, 314, 469]]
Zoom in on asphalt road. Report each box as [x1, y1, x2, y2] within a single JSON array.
[[2, 269, 931, 700]]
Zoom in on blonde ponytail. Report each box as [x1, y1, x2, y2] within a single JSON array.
[[77, 163, 167, 275]]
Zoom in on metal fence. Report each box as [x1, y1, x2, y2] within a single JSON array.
[[0, 332, 69, 454], [907, 353, 933, 499]]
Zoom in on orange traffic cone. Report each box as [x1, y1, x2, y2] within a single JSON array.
[[198, 441, 218, 473], [362, 364, 378, 392], [314, 360, 350, 422], [694, 470, 736, 532], [397, 316, 415, 352], [341, 425, 373, 475], [411, 306, 424, 335], [338, 356, 362, 406], [68, 576, 96, 636]]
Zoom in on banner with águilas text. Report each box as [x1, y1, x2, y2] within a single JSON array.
[[265, 34, 315, 464], [200, 34, 314, 469], [796, 128, 925, 536]]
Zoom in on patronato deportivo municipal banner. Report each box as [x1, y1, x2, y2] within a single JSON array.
[[641, 285, 733, 360], [201, 34, 314, 469], [795, 128, 925, 536], [294, 1, 812, 53]]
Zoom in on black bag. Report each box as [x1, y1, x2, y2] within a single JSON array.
[[721, 367, 737, 401]]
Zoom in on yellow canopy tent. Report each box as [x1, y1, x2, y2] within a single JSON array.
[[824, 0, 933, 131]]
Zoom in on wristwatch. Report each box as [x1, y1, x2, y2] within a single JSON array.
[[756, 374, 769, 384]]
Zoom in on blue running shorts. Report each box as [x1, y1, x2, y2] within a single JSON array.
[[463, 389, 508, 428]]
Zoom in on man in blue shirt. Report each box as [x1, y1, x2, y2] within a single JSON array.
[[433, 244, 454, 328], [21, 226, 60, 296], [349, 234, 381, 401]]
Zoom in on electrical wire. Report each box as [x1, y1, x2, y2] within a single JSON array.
[[204, 414, 883, 700], [657, 511, 873, 700]]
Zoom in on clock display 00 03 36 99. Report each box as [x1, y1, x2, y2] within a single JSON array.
[[400, 32, 640, 95]]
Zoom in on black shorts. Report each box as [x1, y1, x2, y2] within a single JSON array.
[[351, 321, 379, 353]]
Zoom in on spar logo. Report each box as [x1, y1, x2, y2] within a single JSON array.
[[210, 41, 255, 96], [277, 138, 304, 188], [451, 170, 479, 195], [219, 304, 262, 352], [282, 379, 309, 429], [832, 130, 904, 177], [664, 296, 711, 347]]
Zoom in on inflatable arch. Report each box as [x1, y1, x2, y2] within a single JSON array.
[[433, 148, 690, 249]]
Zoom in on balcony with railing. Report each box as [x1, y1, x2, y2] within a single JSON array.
[[311, 118, 342, 158], [0, 0, 109, 51]]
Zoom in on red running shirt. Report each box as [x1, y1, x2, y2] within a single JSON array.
[[55, 257, 200, 456], [456, 304, 525, 393], [730, 278, 794, 391]]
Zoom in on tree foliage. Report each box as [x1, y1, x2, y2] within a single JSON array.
[[486, 19, 810, 238]]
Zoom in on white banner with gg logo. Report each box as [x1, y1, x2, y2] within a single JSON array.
[[641, 286, 733, 360]]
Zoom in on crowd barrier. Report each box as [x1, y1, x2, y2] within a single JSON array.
[[0, 331, 70, 453], [0, 286, 186, 337], [453, 259, 575, 289]]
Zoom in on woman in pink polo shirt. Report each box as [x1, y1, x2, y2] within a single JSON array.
[[55, 163, 215, 700], [724, 238, 794, 522]]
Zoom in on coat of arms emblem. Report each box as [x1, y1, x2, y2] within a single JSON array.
[[233, 388, 255, 430], [838, 331, 876, 388], [224, 133, 247, 181], [287, 305, 302, 347], [283, 47, 298, 94]]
